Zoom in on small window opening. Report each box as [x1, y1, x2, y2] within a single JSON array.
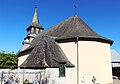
[[59, 63, 66, 77]]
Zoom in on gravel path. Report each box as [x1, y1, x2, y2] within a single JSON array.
[[113, 79, 120, 84]]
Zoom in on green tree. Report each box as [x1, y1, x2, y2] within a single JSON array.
[[0, 51, 18, 69]]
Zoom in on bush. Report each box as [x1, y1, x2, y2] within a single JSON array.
[[0, 51, 18, 69]]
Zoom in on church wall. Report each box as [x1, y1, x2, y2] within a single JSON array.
[[17, 68, 75, 84], [20, 44, 30, 51], [58, 41, 113, 84], [18, 54, 29, 67], [78, 41, 113, 84], [58, 42, 77, 84], [0, 68, 74, 84], [18, 43, 76, 84], [18, 41, 112, 84], [29, 37, 34, 42]]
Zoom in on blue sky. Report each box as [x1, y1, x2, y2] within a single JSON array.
[[0, 0, 120, 53]]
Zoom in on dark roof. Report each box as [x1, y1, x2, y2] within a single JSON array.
[[20, 36, 74, 69], [31, 14, 113, 47], [18, 14, 113, 57]]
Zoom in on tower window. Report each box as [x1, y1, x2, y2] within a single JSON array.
[[38, 29, 41, 33], [34, 28, 36, 33], [59, 63, 66, 77]]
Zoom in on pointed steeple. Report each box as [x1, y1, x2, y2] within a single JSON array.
[[26, 6, 44, 33], [20, 6, 44, 51], [30, 6, 42, 28]]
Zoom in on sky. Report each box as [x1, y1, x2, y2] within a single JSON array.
[[0, 0, 120, 53]]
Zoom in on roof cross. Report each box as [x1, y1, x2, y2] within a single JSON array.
[[74, 0, 77, 15]]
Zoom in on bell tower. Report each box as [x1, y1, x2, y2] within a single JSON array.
[[20, 6, 44, 51]]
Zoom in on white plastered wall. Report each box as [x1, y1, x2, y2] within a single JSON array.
[[18, 54, 30, 84], [79, 41, 113, 84], [18, 54, 29, 67], [59, 42, 77, 84], [20, 44, 30, 51], [59, 41, 113, 84], [17, 68, 75, 84]]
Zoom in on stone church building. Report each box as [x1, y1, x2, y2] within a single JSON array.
[[18, 6, 113, 84]]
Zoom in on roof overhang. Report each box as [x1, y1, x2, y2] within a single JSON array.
[[17, 47, 34, 57], [112, 61, 120, 63], [26, 25, 44, 31], [56, 36, 113, 46]]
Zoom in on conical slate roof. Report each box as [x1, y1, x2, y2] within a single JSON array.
[[20, 36, 74, 69], [26, 6, 43, 30], [31, 15, 113, 47], [30, 6, 42, 27]]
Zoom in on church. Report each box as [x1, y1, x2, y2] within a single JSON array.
[[18, 6, 113, 84]]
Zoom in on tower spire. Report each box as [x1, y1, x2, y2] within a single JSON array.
[[30, 6, 42, 28], [20, 5, 44, 51]]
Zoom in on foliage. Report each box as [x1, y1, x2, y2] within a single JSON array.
[[24, 83, 32, 84], [24, 79, 32, 84], [0, 50, 18, 69]]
